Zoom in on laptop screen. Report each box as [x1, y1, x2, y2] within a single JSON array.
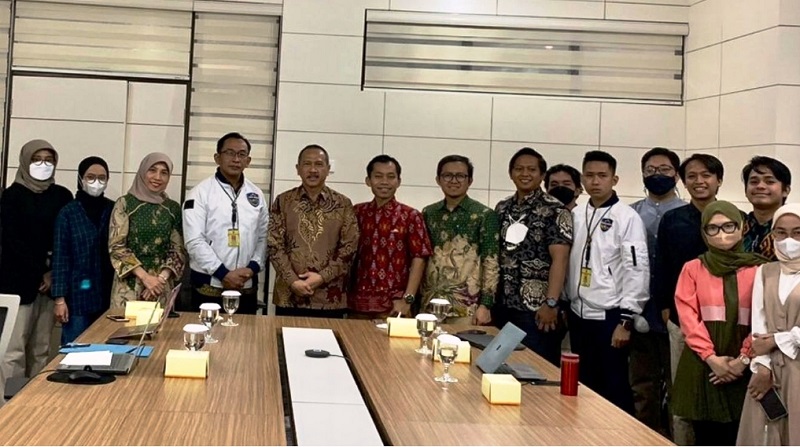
[[474, 322, 527, 374]]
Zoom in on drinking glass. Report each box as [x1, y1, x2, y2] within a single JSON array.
[[434, 334, 460, 384], [199, 303, 221, 344], [428, 298, 452, 335], [183, 324, 208, 351], [415, 314, 438, 355], [221, 291, 241, 327]]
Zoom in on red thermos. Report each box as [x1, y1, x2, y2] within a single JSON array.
[[560, 353, 579, 396]]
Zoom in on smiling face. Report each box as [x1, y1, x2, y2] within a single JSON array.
[[366, 161, 400, 202], [510, 154, 543, 196], [703, 213, 742, 250], [683, 159, 721, 202], [746, 166, 789, 210], [436, 161, 472, 200], [145, 162, 170, 193]]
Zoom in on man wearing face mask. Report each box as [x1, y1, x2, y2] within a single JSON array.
[[545, 164, 582, 210], [0, 140, 72, 386], [51, 157, 114, 343], [629, 147, 684, 436]]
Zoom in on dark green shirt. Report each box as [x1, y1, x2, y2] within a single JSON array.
[[421, 196, 499, 317]]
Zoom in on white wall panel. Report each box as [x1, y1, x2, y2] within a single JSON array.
[[383, 136, 490, 189], [684, 44, 721, 100], [492, 96, 601, 145], [282, 0, 389, 36], [605, 2, 689, 23], [685, 97, 720, 150], [686, 0, 721, 51], [277, 83, 385, 135], [384, 91, 492, 140], [128, 82, 187, 126], [274, 131, 383, 182], [719, 87, 777, 148], [497, 0, 604, 19], [11, 76, 127, 122], [279, 34, 363, 86], [390, 0, 496, 15], [721, 0, 781, 41], [600, 103, 685, 149], [125, 125, 186, 175]]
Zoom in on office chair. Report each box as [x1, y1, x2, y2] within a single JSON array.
[[0, 294, 20, 402]]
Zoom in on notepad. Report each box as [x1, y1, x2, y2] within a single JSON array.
[[59, 344, 154, 358], [60, 351, 113, 366], [124, 300, 160, 319]]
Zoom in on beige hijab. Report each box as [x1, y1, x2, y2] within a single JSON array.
[[773, 204, 800, 274], [14, 139, 58, 193], [128, 152, 172, 204]]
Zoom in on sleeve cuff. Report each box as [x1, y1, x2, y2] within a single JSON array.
[[751, 356, 772, 373], [247, 261, 261, 275], [479, 295, 494, 309], [620, 311, 634, 324], [774, 332, 800, 360], [213, 264, 230, 281]]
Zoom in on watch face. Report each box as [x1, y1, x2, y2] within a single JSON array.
[[404, 295, 415, 304], [545, 298, 558, 308]]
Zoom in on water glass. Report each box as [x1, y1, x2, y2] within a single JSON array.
[[183, 324, 208, 351], [434, 334, 460, 384], [428, 298, 452, 335], [221, 290, 241, 327], [415, 313, 438, 355], [199, 303, 221, 344]]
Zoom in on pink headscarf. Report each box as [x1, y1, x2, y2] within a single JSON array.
[[128, 152, 172, 204]]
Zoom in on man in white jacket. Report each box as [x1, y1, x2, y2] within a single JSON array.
[[183, 132, 268, 314], [566, 150, 649, 414]]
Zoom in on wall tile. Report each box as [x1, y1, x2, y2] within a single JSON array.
[[605, 3, 689, 23], [282, 0, 389, 36], [394, 185, 453, 211], [721, 0, 780, 41], [276, 83, 385, 135], [715, 145, 779, 204], [279, 34, 364, 85], [384, 91, 492, 140], [390, 0, 496, 15], [596, 146, 649, 198], [781, 0, 800, 25], [776, 86, 800, 145], [685, 44, 721, 100], [492, 96, 601, 145], [11, 76, 127, 122], [777, 27, 800, 86], [383, 136, 491, 189], [273, 131, 383, 182], [489, 141, 593, 192], [719, 87, 777, 147], [125, 125, 186, 175], [600, 103, 685, 149], [687, 0, 722, 51], [771, 144, 800, 182], [685, 97, 720, 149], [497, 0, 604, 19], [721, 27, 778, 94], [128, 83, 186, 126], [325, 181, 380, 204]]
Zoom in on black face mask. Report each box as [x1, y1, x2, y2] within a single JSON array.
[[548, 186, 576, 206], [644, 174, 677, 196]]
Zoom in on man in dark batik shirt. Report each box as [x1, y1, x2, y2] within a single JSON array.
[[741, 156, 791, 261], [493, 148, 572, 366]]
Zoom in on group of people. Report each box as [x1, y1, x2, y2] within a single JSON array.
[[0, 132, 796, 446]]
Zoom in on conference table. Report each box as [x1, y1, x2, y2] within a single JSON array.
[[0, 314, 672, 445]]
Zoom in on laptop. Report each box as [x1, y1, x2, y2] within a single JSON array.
[[107, 284, 181, 340], [456, 331, 525, 351], [474, 323, 546, 383]]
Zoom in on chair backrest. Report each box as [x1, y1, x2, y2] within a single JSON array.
[[0, 294, 20, 362]]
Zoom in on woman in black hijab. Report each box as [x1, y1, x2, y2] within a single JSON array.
[[51, 156, 115, 343]]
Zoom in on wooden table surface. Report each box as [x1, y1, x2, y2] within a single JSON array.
[[0, 315, 672, 446]]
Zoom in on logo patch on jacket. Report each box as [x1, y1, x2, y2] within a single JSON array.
[[600, 218, 613, 232], [246, 192, 260, 207]]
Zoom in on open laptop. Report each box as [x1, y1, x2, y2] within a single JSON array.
[[107, 284, 181, 340], [474, 322, 546, 383]]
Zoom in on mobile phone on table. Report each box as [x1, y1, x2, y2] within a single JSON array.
[[106, 314, 129, 322], [105, 338, 129, 345], [759, 387, 788, 421]]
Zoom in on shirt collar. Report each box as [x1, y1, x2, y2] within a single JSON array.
[[589, 191, 620, 209], [517, 188, 543, 205], [215, 169, 245, 190], [299, 185, 330, 202], [371, 197, 397, 210], [747, 211, 773, 229], [644, 195, 681, 209], [438, 195, 471, 212]]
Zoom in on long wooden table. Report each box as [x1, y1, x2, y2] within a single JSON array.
[[0, 314, 671, 445]]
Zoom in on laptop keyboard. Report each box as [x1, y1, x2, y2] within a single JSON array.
[[495, 363, 515, 375]]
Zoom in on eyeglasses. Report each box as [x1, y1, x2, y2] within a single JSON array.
[[440, 173, 469, 183], [84, 174, 107, 182], [643, 165, 675, 176], [703, 222, 739, 236], [220, 150, 249, 160]]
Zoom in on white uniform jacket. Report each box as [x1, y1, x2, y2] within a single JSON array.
[[566, 193, 650, 321], [183, 172, 268, 289]]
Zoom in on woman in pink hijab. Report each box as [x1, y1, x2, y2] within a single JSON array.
[[108, 153, 185, 308]]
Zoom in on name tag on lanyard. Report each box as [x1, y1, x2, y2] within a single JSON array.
[[228, 229, 240, 247]]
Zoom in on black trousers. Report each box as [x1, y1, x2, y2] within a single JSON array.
[[274, 306, 346, 319], [191, 288, 259, 315], [568, 308, 634, 414], [629, 329, 672, 437], [493, 304, 565, 367], [693, 420, 739, 446]]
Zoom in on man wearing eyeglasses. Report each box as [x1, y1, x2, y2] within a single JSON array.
[[629, 147, 684, 436], [183, 132, 269, 314], [420, 155, 499, 325]]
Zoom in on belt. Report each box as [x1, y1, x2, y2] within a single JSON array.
[[195, 284, 257, 297]]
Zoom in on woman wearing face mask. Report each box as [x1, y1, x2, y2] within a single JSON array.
[[736, 204, 800, 445], [51, 157, 114, 343], [0, 140, 72, 380], [672, 201, 768, 446], [108, 153, 185, 308]]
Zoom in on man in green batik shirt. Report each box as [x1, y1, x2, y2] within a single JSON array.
[[421, 155, 499, 325]]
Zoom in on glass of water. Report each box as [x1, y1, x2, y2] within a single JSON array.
[[415, 313, 438, 355], [183, 324, 208, 351], [428, 298, 452, 335], [199, 303, 221, 344], [221, 290, 240, 327], [434, 334, 460, 384]]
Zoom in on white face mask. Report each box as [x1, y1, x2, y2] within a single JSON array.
[[29, 162, 54, 181], [776, 238, 800, 260], [82, 178, 107, 197]]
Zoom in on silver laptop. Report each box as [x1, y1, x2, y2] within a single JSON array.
[[474, 322, 546, 382], [107, 284, 181, 340]]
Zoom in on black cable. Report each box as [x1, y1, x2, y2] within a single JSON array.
[[329, 354, 352, 364]]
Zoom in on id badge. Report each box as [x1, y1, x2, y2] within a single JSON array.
[[228, 229, 240, 247], [580, 267, 592, 287]]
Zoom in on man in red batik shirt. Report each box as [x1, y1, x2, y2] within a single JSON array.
[[350, 155, 432, 319]]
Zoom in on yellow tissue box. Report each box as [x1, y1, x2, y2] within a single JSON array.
[[164, 350, 209, 379], [124, 300, 159, 319], [134, 308, 163, 326], [481, 374, 521, 405], [387, 317, 419, 338], [432, 339, 471, 364]]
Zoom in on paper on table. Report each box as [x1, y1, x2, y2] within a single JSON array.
[[59, 351, 113, 366]]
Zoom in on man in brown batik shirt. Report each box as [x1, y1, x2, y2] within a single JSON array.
[[267, 144, 359, 318]]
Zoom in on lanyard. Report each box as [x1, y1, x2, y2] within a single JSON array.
[[583, 202, 614, 265], [215, 178, 240, 229]]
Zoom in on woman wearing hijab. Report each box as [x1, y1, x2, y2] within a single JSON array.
[[108, 153, 185, 308], [0, 140, 72, 380], [736, 204, 800, 445], [51, 157, 115, 344], [671, 201, 768, 445]]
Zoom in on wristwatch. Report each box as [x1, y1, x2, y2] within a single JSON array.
[[738, 354, 751, 366], [544, 298, 559, 309], [619, 319, 633, 331], [402, 294, 415, 304]]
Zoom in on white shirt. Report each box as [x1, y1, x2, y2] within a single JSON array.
[[750, 265, 800, 372], [567, 195, 650, 321], [183, 172, 269, 289]]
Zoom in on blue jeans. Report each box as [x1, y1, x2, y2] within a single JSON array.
[[493, 305, 565, 367], [60, 311, 104, 344]]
